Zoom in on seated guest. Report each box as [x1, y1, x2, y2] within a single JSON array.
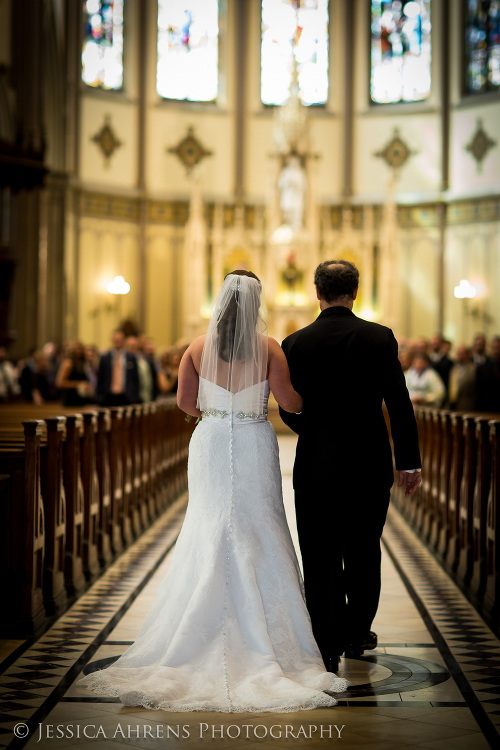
[[158, 347, 181, 394], [429, 333, 453, 390], [19, 347, 36, 401], [139, 334, 159, 401], [442, 338, 452, 357], [84, 345, 99, 399], [21, 350, 57, 405], [399, 350, 413, 373], [96, 329, 139, 407], [476, 337, 500, 413], [126, 335, 153, 404], [56, 341, 92, 406], [448, 345, 476, 411], [405, 352, 446, 407], [0, 346, 21, 401], [413, 338, 429, 355], [472, 333, 488, 365], [42, 341, 61, 400]]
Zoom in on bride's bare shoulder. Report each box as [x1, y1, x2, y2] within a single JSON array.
[[191, 334, 206, 350], [268, 337, 284, 356], [186, 335, 206, 370]]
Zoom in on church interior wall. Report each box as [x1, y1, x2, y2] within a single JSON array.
[[76, 0, 452, 344], [445, 220, 500, 344], [80, 96, 139, 189], [450, 103, 500, 197], [1, 0, 499, 356], [77, 217, 141, 349]]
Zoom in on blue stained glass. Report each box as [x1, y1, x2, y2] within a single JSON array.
[[82, 0, 124, 90], [371, 0, 432, 104], [465, 1, 500, 93]]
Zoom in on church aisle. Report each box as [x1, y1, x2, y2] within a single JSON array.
[[0, 437, 497, 749]]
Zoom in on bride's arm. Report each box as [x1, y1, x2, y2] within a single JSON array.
[[268, 338, 303, 413], [177, 338, 204, 417]]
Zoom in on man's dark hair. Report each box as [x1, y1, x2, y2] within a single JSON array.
[[314, 260, 359, 303]]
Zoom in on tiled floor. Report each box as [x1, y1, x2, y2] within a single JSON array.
[[1, 436, 498, 749]]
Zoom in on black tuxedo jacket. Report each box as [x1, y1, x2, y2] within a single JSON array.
[[431, 354, 453, 390], [279, 307, 421, 494], [96, 351, 140, 405]]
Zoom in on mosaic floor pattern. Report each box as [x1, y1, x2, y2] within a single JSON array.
[[0, 436, 497, 749]]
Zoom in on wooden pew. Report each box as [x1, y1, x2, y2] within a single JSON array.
[[80, 412, 101, 582], [457, 415, 478, 585], [62, 414, 87, 597], [41, 417, 68, 615], [444, 414, 465, 571], [417, 408, 434, 536], [0, 421, 47, 637], [434, 411, 453, 555], [108, 407, 125, 555], [95, 408, 113, 568], [119, 405, 135, 546], [485, 420, 500, 614], [0, 396, 194, 637], [128, 404, 144, 537], [426, 409, 443, 545], [470, 416, 492, 601]]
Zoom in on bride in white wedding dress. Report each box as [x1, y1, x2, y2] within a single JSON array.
[[77, 271, 349, 712]]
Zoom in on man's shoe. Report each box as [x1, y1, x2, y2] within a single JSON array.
[[364, 631, 378, 650], [325, 656, 341, 673], [344, 631, 378, 658]]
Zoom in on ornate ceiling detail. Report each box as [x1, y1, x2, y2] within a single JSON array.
[[91, 115, 123, 165], [374, 128, 416, 170], [167, 127, 212, 175], [465, 119, 497, 173]]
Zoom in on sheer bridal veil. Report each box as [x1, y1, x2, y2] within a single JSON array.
[[197, 273, 269, 416]]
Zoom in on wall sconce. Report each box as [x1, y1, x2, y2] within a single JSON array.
[[107, 275, 130, 294], [454, 279, 476, 299]]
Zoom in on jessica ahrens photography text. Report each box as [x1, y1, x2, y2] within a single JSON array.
[[36, 723, 345, 741]]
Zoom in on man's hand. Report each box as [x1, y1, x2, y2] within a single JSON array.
[[398, 471, 422, 496]]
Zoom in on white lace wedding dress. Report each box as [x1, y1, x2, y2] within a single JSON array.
[[77, 378, 349, 712]]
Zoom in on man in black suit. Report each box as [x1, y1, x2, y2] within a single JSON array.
[[96, 329, 140, 407], [429, 333, 453, 393], [279, 260, 421, 674], [476, 336, 500, 412]]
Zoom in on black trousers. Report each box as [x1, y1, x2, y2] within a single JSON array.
[[295, 487, 391, 659]]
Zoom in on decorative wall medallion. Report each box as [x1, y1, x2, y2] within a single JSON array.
[[465, 119, 497, 173], [168, 127, 212, 174], [91, 115, 123, 166], [375, 128, 416, 170]]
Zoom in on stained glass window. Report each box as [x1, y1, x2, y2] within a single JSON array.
[[465, 1, 500, 93], [261, 0, 329, 107], [157, 0, 219, 102], [371, 0, 432, 104], [82, 0, 124, 90]]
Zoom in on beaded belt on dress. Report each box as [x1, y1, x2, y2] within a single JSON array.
[[201, 408, 268, 421]]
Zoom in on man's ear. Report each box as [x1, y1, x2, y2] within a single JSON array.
[[352, 286, 359, 301], [315, 286, 321, 302]]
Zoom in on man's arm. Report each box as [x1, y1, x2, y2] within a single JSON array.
[[383, 331, 422, 491], [278, 337, 302, 435]]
